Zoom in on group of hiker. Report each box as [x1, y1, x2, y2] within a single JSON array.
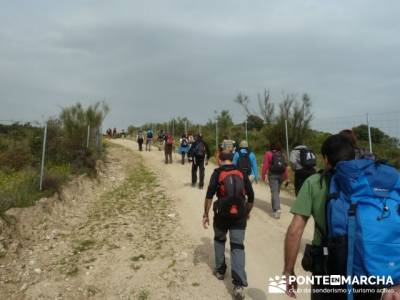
[[201, 131, 399, 300], [134, 128, 400, 300], [106, 128, 126, 139]]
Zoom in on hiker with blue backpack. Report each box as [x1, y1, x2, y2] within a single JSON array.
[[145, 128, 153, 151], [261, 143, 289, 219], [283, 134, 400, 299], [289, 143, 317, 196], [233, 140, 259, 183], [179, 134, 190, 165], [202, 150, 254, 300], [188, 134, 210, 189]]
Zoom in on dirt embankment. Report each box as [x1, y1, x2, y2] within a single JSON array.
[[0, 143, 231, 300]]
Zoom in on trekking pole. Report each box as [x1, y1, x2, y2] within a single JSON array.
[[39, 122, 48, 191], [172, 119, 175, 137], [367, 113, 373, 153], [285, 119, 290, 159]]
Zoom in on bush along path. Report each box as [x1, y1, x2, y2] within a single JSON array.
[[0, 143, 223, 300]]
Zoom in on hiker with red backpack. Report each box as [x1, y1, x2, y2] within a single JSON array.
[[233, 140, 259, 183], [289, 142, 317, 196], [202, 151, 254, 300], [188, 134, 210, 189], [164, 132, 174, 164], [261, 143, 289, 219]]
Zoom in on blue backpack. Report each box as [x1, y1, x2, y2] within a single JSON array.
[[327, 159, 400, 299]]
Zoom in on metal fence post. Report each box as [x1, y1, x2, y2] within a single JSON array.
[[39, 123, 48, 191], [285, 119, 290, 159], [86, 124, 90, 148], [216, 119, 218, 150], [245, 120, 248, 142], [367, 113, 373, 153]]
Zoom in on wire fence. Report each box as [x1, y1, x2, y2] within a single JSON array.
[[0, 119, 103, 193]]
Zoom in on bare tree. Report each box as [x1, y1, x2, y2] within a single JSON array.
[[234, 93, 252, 116], [258, 90, 275, 124]]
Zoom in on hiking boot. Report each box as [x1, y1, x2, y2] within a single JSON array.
[[233, 286, 245, 300], [273, 210, 281, 219], [213, 270, 224, 280]]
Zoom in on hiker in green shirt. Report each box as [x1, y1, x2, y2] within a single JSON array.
[[283, 134, 400, 300]]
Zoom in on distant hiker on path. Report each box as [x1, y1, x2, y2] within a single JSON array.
[[157, 130, 165, 151], [188, 134, 210, 189], [222, 136, 236, 153], [145, 128, 153, 151], [233, 140, 259, 183], [136, 130, 144, 151], [261, 143, 289, 219], [179, 134, 190, 165], [289, 143, 317, 196], [164, 132, 174, 164], [202, 150, 254, 300]]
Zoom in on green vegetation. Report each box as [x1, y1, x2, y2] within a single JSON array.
[[0, 102, 109, 215], [130, 91, 399, 170]]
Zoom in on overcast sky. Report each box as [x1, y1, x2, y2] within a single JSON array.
[[1, 1, 399, 132]]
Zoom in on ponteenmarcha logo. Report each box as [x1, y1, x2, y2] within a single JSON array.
[[268, 275, 286, 294]]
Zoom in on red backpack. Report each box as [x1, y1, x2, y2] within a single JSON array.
[[215, 168, 246, 219], [166, 134, 174, 145]]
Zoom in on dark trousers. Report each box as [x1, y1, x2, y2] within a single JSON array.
[[138, 140, 143, 151], [192, 158, 205, 187], [164, 144, 173, 164], [294, 168, 316, 196], [181, 152, 186, 165]]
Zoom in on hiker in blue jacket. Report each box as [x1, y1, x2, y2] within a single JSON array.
[[232, 141, 259, 183]]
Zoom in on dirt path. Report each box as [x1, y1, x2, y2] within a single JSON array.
[[0, 140, 314, 300], [112, 139, 314, 300]]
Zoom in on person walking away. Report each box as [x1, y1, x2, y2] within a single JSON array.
[[202, 151, 254, 300], [222, 136, 235, 153], [157, 130, 165, 151], [145, 128, 153, 151], [113, 127, 117, 138], [216, 143, 224, 166], [261, 143, 289, 219], [164, 132, 174, 164], [137, 130, 144, 151], [179, 134, 190, 165], [188, 134, 210, 189], [233, 141, 259, 183], [283, 134, 400, 299], [289, 143, 317, 196]]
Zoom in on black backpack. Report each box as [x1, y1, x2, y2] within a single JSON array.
[[299, 148, 316, 169], [194, 141, 206, 157], [270, 151, 286, 174], [237, 151, 252, 176], [214, 168, 246, 219]]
